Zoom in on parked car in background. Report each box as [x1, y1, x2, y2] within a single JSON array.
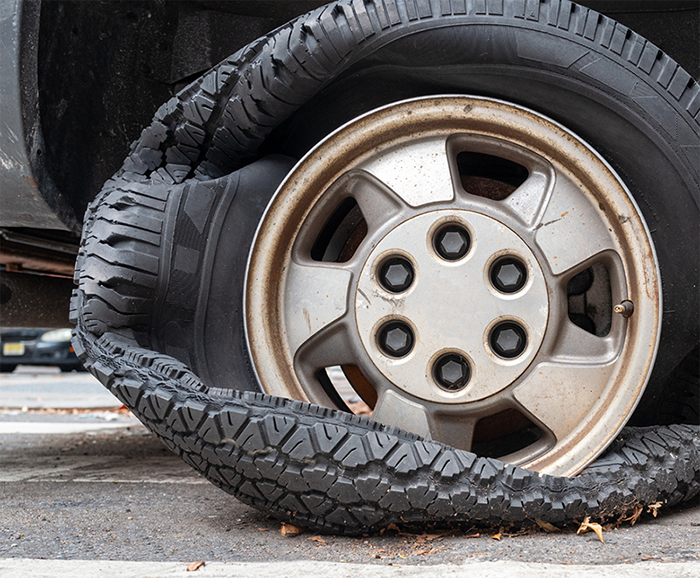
[[0, 328, 84, 373]]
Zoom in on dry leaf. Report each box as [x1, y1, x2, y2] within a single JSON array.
[[621, 504, 643, 525], [280, 523, 306, 537], [504, 530, 530, 537], [535, 518, 561, 533], [491, 533, 502, 541], [647, 502, 663, 517], [464, 533, 480, 539], [386, 523, 401, 532], [577, 516, 605, 543], [186, 561, 206, 572], [308, 536, 327, 545]]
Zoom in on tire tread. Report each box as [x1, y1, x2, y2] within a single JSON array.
[[72, 0, 700, 534], [68, 325, 700, 535]]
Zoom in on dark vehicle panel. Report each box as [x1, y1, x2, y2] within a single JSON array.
[[1, 0, 697, 234]]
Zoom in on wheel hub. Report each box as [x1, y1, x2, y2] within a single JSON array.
[[245, 95, 661, 475], [355, 209, 548, 403]]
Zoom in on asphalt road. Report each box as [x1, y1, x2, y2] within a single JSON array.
[[0, 368, 698, 576]]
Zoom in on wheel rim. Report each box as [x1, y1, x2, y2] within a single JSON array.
[[245, 96, 661, 476]]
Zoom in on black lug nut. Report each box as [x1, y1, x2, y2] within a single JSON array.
[[434, 224, 471, 261], [379, 257, 414, 293], [433, 353, 471, 391], [490, 257, 527, 294], [377, 321, 414, 358], [489, 322, 527, 359]]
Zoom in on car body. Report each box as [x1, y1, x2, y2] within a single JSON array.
[[1, 1, 697, 298]]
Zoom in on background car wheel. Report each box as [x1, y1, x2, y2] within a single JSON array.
[[0, 364, 17, 373]]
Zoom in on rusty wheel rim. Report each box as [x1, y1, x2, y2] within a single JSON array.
[[245, 96, 661, 476]]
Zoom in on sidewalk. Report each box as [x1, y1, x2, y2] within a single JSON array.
[[1, 559, 699, 578], [0, 366, 120, 409]]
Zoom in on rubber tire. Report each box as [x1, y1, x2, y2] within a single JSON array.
[[0, 364, 17, 373], [70, 326, 700, 534], [76, 0, 698, 427], [658, 347, 700, 426], [71, 0, 700, 534]]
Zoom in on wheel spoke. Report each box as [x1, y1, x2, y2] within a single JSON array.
[[534, 174, 617, 275], [293, 319, 357, 375], [427, 411, 476, 452], [545, 320, 620, 364], [338, 170, 408, 231], [502, 166, 554, 227], [371, 389, 432, 439], [513, 361, 615, 443], [283, 261, 353, 356], [357, 135, 455, 207], [346, 171, 409, 232]]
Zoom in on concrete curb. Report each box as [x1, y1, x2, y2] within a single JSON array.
[[2, 559, 699, 578]]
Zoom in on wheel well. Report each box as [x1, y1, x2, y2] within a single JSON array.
[[31, 0, 698, 229]]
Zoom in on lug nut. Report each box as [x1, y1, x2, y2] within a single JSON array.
[[490, 257, 527, 294], [489, 322, 527, 359], [434, 224, 470, 261], [377, 321, 414, 358], [433, 353, 471, 391], [378, 256, 414, 293]]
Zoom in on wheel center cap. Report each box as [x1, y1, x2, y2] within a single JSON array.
[[355, 209, 549, 403]]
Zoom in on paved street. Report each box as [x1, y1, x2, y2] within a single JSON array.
[[0, 366, 121, 410], [0, 367, 698, 576]]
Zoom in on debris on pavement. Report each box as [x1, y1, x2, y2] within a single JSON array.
[[280, 523, 306, 537], [308, 536, 327, 545], [535, 519, 561, 533], [647, 502, 663, 517], [577, 517, 605, 543]]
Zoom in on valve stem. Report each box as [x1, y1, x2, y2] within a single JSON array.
[[614, 300, 634, 317]]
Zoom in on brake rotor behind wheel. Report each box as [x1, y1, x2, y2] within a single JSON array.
[[245, 96, 661, 476]]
